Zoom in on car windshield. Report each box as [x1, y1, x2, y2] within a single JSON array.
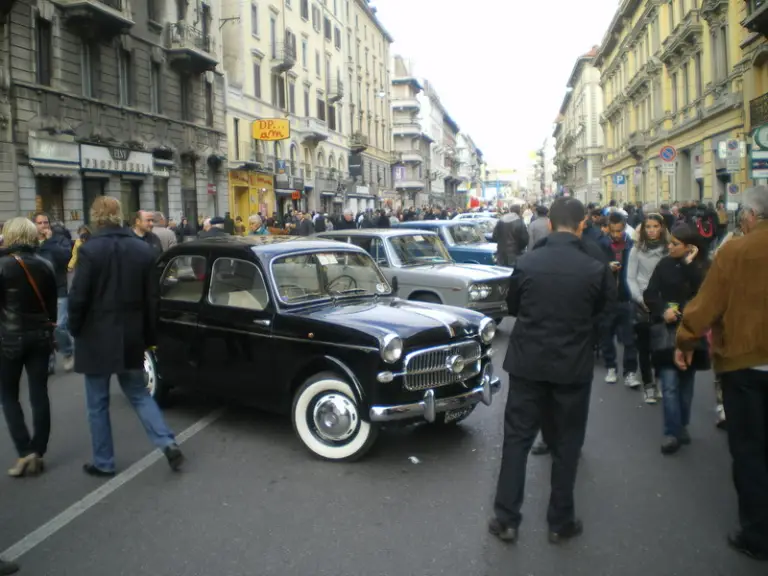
[[389, 234, 452, 266], [271, 250, 392, 304], [445, 224, 485, 245], [476, 220, 497, 233]]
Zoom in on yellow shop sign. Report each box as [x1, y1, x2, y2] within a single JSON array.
[[252, 118, 290, 141]]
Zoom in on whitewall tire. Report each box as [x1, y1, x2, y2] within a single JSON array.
[[292, 372, 378, 461], [144, 350, 169, 407]]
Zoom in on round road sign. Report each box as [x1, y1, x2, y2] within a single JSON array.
[[660, 145, 677, 162]]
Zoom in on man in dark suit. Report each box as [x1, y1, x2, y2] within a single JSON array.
[[69, 196, 183, 477], [488, 197, 615, 545]]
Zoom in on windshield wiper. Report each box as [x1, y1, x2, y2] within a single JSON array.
[[328, 288, 369, 296]]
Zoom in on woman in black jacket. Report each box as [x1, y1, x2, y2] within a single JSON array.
[[0, 217, 58, 477], [643, 222, 709, 455]]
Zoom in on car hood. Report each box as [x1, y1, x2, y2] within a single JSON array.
[[451, 242, 497, 253], [407, 262, 511, 282], [287, 298, 484, 349]]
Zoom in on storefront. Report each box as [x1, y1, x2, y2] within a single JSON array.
[[229, 170, 276, 221], [275, 175, 305, 217], [27, 133, 80, 225], [79, 144, 152, 225], [152, 157, 172, 218]]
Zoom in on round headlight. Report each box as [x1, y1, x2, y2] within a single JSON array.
[[468, 284, 481, 301], [380, 334, 403, 364], [479, 318, 496, 344]]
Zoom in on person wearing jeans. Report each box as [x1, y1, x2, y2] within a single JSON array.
[[68, 196, 183, 477], [85, 371, 176, 473], [657, 367, 695, 441]]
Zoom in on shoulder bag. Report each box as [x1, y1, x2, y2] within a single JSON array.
[[13, 255, 56, 328], [649, 322, 676, 352]]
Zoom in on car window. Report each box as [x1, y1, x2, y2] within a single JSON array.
[[349, 237, 388, 268], [208, 258, 269, 311], [389, 234, 451, 266], [447, 224, 485, 245], [160, 255, 207, 302]]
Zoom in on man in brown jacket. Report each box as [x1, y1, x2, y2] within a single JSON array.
[[675, 185, 768, 561]]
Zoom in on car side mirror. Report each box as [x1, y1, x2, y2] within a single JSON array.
[[391, 276, 399, 296]]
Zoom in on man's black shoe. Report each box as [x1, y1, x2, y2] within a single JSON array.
[[548, 519, 583, 544], [164, 444, 184, 471], [488, 518, 518, 543], [531, 442, 551, 456], [727, 531, 768, 561], [0, 559, 20, 575], [82, 463, 116, 478]]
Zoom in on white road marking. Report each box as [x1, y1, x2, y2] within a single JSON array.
[[1, 407, 226, 562]]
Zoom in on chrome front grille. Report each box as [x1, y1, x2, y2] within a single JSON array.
[[403, 340, 483, 392]]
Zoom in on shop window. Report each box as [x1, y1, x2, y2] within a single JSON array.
[[82, 178, 106, 225], [120, 180, 142, 224], [35, 177, 65, 222]]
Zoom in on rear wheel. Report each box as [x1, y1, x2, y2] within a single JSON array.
[[292, 372, 378, 461], [144, 350, 170, 407]]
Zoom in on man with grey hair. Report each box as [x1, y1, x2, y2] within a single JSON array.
[[336, 208, 356, 230], [152, 212, 177, 251], [676, 185, 768, 561]]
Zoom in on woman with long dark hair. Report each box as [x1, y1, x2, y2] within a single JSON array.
[[644, 222, 710, 455], [0, 217, 58, 477], [627, 213, 669, 404]]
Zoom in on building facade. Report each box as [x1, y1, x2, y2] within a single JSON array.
[[220, 0, 393, 221], [740, 0, 768, 190], [0, 0, 228, 231], [554, 47, 604, 205], [456, 132, 484, 207], [596, 0, 745, 206]]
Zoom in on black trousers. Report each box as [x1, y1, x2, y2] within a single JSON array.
[[635, 321, 654, 386], [721, 369, 768, 552], [0, 336, 52, 458], [494, 376, 591, 531]]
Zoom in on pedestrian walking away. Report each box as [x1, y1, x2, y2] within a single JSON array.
[[492, 205, 529, 267], [68, 196, 184, 477], [489, 197, 615, 545], [675, 186, 768, 561], [0, 217, 58, 478]]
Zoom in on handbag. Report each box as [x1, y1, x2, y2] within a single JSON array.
[[649, 322, 676, 352], [12, 254, 56, 329]]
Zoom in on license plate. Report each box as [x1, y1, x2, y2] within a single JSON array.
[[444, 407, 473, 423]]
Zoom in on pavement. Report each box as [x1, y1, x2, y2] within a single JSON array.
[[0, 318, 763, 576]]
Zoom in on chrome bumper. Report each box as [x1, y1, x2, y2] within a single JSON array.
[[369, 376, 502, 423], [468, 300, 508, 316]]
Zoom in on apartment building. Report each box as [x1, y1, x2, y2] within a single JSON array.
[[596, 0, 744, 205], [221, 0, 392, 220], [456, 132, 484, 207], [0, 0, 228, 230], [553, 47, 604, 205], [740, 1, 768, 189]]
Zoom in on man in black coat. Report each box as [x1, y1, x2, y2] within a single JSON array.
[[492, 205, 529, 266], [489, 197, 615, 545], [69, 196, 183, 477]]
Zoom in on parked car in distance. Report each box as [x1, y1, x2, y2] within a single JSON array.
[[472, 217, 498, 243], [453, 212, 498, 221], [316, 229, 511, 322], [398, 220, 499, 266], [146, 236, 501, 462]]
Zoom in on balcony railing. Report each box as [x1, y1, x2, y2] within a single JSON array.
[[166, 22, 217, 73], [328, 77, 344, 104], [271, 42, 296, 72], [56, 0, 134, 35], [349, 132, 368, 151], [169, 22, 212, 53]]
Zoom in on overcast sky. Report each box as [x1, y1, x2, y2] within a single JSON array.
[[373, 0, 619, 170]]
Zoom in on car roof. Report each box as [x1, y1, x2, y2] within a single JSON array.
[[165, 235, 367, 259], [399, 220, 479, 227], [317, 228, 438, 238]]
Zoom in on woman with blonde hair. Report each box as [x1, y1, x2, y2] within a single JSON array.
[[0, 217, 58, 477]]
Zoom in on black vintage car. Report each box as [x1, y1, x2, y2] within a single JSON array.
[[146, 236, 501, 461]]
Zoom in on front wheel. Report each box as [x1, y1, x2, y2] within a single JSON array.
[[144, 350, 170, 407], [292, 372, 378, 461]]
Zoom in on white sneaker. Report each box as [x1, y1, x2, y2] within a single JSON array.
[[643, 387, 657, 404], [624, 372, 641, 389], [63, 355, 74, 372], [605, 368, 618, 384]]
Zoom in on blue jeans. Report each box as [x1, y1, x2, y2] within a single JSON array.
[[50, 297, 73, 369], [85, 370, 176, 472], [658, 367, 696, 438], [601, 301, 638, 374]]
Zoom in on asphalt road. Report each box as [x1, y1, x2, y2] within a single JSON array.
[[0, 319, 762, 576]]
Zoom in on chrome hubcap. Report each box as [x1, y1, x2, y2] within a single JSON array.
[[312, 393, 358, 442], [143, 353, 156, 396]]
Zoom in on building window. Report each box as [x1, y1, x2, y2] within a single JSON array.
[[205, 82, 214, 127], [251, 3, 259, 36], [180, 74, 192, 121], [269, 17, 276, 58], [271, 75, 286, 109], [671, 72, 678, 114], [253, 61, 262, 97], [682, 61, 689, 105], [669, 1, 675, 27], [317, 94, 326, 121], [324, 17, 332, 41], [289, 81, 296, 113], [285, 30, 297, 58], [36, 17, 52, 86], [81, 41, 100, 98], [312, 5, 320, 31], [301, 0, 309, 19], [717, 26, 729, 82], [328, 105, 336, 131], [285, 0, 291, 8], [304, 86, 310, 117], [301, 38, 308, 68], [334, 26, 341, 50], [315, 50, 320, 76], [233, 117, 240, 159], [147, 0, 160, 21], [653, 15, 660, 52], [150, 62, 162, 114], [694, 52, 702, 98], [118, 48, 133, 106]]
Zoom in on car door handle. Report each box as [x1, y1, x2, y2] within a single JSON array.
[[253, 319, 271, 327]]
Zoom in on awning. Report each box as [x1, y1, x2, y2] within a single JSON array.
[[29, 160, 80, 178], [275, 188, 299, 196], [320, 191, 336, 197], [346, 194, 372, 199]]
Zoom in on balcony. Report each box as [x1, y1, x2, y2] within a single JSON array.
[[328, 77, 344, 104], [396, 149, 423, 164], [627, 131, 648, 157], [392, 122, 422, 137], [55, 0, 134, 37], [394, 179, 425, 190], [271, 42, 296, 73], [742, 0, 768, 36], [295, 117, 329, 144], [349, 132, 368, 152], [166, 23, 217, 74], [661, 11, 703, 66], [391, 98, 420, 111]]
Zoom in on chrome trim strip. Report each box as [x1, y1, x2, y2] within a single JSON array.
[[369, 376, 502, 423], [160, 318, 198, 328], [195, 323, 378, 352]]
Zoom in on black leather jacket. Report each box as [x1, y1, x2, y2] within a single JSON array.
[[0, 245, 58, 338]]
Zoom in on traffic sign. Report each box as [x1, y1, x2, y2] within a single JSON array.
[[660, 145, 677, 162], [661, 163, 676, 174], [613, 174, 626, 186]]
